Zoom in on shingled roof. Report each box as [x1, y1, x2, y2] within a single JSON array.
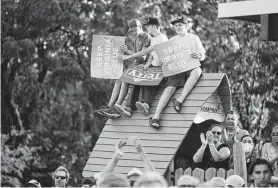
[[83, 73, 231, 177]]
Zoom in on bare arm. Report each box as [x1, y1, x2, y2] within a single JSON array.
[[99, 139, 126, 175], [133, 137, 155, 172], [209, 144, 230, 162], [126, 45, 155, 60], [193, 133, 207, 163]]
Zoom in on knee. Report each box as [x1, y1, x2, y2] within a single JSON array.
[[191, 67, 202, 78], [165, 86, 176, 95]]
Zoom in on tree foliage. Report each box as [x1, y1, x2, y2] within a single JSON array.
[[1, 0, 278, 186]]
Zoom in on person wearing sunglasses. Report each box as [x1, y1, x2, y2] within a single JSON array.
[[52, 166, 70, 188], [193, 123, 231, 170], [261, 125, 278, 173]]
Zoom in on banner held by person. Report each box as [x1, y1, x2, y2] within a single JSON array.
[[119, 64, 164, 86], [154, 38, 201, 77], [91, 35, 125, 79]]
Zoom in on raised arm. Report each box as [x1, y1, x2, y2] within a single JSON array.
[[132, 136, 155, 172], [193, 133, 207, 163], [121, 45, 155, 61], [99, 139, 126, 175]]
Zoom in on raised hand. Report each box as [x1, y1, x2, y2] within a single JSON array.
[[120, 44, 127, 53], [114, 138, 127, 159], [206, 131, 214, 144], [131, 136, 143, 153], [200, 133, 208, 146], [190, 53, 200, 60]]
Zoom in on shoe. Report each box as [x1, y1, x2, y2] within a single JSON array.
[[149, 117, 160, 129], [114, 104, 132, 118], [99, 106, 121, 119], [171, 98, 182, 113], [135, 101, 150, 116]]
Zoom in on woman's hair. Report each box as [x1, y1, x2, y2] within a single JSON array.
[[53, 166, 70, 180], [209, 123, 223, 131], [241, 134, 253, 142], [97, 172, 129, 187], [133, 171, 167, 187]]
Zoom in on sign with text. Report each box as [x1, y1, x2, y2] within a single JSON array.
[[91, 35, 125, 79], [194, 91, 225, 124], [154, 38, 201, 77], [119, 64, 164, 86]]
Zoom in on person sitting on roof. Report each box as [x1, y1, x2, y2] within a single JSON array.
[[193, 123, 231, 170], [95, 137, 155, 187], [120, 15, 206, 128]]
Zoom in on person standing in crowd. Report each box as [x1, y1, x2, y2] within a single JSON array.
[[261, 125, 278, 172], [224, 110, 249, 152], [96, 172, 130, 187], [81, 177, 96, 188], [120, 17, 168, 116], [225, 175, 246, 187], [133, 171, 168, 187], [121, 15, 206, 128], [248, 158, 273, 187], [24, 180, 41, 188], [193, 123, 231, 170], [176, 175, 199, 187], [95, 136, 155, 187], [52, 166, 70, 188]]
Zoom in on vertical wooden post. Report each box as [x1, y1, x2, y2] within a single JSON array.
[[233, 142, 247, 183], [165, 159, 174, 186]]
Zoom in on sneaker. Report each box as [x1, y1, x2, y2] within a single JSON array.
[[99, 106, 121, 119], [114, 104, 132, 118], [135, 101, 150, 116]]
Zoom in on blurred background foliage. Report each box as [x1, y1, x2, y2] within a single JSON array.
[[1, 0, 278, 186]]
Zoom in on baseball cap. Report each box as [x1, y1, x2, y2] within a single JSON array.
[[171, 16, 188, 25], [225, 175, 245, 187], [128, 19, 142, 32], [143, 17, 161, 26]]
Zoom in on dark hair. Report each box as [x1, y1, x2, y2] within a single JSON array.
[[143, 17, 161, 27], [241, 135, 252, 142], [97, 172, 129, 187], [82, 177, 96, 186], [209, 123, 223, 131], [248, 158, 273, 175], [226, 110, 238, 116]]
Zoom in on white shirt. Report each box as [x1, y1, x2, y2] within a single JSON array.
[[150, 33, 168, 66], [169, 33, 206, 61]]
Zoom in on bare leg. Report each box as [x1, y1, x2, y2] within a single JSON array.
[[115, 82, 129, 105], [107, 79, 122, 107], [152, 86, 176, 120], [176, 67, 202, 103]]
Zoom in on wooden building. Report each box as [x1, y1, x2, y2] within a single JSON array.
[[83, 73, 233, 184]]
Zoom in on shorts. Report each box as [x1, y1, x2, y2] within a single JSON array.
[[166, 72, 187, 87]]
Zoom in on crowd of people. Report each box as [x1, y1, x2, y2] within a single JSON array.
[[21, 16, 277, 187]]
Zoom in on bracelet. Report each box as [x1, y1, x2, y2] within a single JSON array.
[[209, 143, 214, 146]]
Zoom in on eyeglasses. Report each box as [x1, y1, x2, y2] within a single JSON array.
[[55, 176, 66, 180], [272, 132, 278, 136], [212, 131, 221, 135]]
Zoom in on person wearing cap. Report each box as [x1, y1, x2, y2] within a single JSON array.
[[52, 166, 70, 188], [96, 137, 155, 187], [119, 17, 168, 116], [94, 26, 137, 119], [97, 19, 151, 119], [121, 15, 205, 128], [225, 175, 246, 187], [113, 19, 152, 118]]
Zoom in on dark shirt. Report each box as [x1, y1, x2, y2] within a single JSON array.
[[133, 32, 151, 64], [197, 143, 230, 170]]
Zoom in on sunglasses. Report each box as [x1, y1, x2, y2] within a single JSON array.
[[55, 176, 66, 180], [272, 132, 278, 136], [212, 131, 221, 135]]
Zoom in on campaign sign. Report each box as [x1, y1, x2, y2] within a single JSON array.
[[154, 38, 201, 77], [91, 35, 125, 79], [193, 91, 226, 124], [119, 64, 164, 86]]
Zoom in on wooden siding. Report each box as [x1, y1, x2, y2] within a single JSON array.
[[83, 73, 231, 177]]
